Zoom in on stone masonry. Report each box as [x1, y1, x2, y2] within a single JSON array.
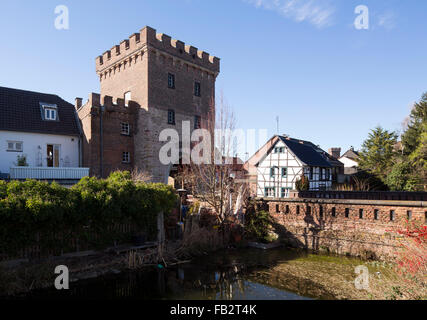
[[259, 197, 427, 260], [78, 26, 220, 181]]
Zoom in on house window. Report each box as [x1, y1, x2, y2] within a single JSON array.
[[281, 188, 290, 198], [407, 210, 412, 220], [281, 167, 288, 178], [276, 204, 280, 213], [274, 147, 285, 153], [168, 110, 175, 125], [309, 167, 313, 180], [390, 210, 395, 222], [331, 207, 336, 217], [168, 73, 175, 89], [194, 81, 201, 97], [194, 115, 201, 129], [121, 122, 130, 135], [124, 91, 131, 107], [296, 205, 300, 215], [345, 208, 350, 218], [122, 152, 130, 163], [285, 205, 290, 214], [264, 187, 275, 197], [44, 107, 57, 120], [319, 206, 323, 218], [270, 167, 275, 177], [7, 141, 23, 152], [359, 209, 364, 219], [374, 209, 379, 220], [307, 206, 311, 215]]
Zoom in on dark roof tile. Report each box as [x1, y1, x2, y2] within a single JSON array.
[[0, 86, 80, 136]]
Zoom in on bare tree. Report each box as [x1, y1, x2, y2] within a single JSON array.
[[177, 93, 248, 224]]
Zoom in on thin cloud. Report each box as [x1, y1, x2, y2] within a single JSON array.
[[244, 0, 335, 28]]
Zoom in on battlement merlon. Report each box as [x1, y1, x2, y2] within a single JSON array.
[[95, 26, 220, 75]]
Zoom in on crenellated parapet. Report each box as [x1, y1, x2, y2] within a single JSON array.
[[79, 93, 138, 116], [95, 26, 220, 80]]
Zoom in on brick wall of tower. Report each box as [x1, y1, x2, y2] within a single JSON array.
[[77, 93, 138, 178], [93, 26, 220, 183]]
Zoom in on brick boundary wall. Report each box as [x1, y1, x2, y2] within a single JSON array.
[[256, 197, 427, 260]]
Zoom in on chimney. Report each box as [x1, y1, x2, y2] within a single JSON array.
[[329, 147, 341, 159], [75, 97, 82, 110]]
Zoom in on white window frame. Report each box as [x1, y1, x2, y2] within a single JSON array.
[[7, 141, 23, 152], [42, 104, 58, 121]]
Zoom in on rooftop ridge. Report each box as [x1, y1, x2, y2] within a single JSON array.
[[95, 26, 220, 74]]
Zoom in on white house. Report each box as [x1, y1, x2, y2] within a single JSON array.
[[339, 147, 360, 175], [246, 135, 334, 198], [0, 86, 89, 181]]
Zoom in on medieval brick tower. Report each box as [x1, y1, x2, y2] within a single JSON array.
[[78, 26, 220, 183]]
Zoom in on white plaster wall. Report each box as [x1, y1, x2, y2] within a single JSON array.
[[256, 140, 304, 197], [0, 130, 80, 174], [339, 157, 358, 168]]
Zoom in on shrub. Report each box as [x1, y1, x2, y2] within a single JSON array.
[[244, 210, 275, 243], [0, 171, 177, 257]]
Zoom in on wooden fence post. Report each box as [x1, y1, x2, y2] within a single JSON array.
[[157, 211, 165, 262]]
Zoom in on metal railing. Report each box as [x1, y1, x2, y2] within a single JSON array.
[[10, 166, 90, 180]]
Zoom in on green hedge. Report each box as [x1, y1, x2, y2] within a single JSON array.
[[0, 171, 177, 257]]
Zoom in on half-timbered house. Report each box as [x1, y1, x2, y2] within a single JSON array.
[[245, 135, 336, 198]]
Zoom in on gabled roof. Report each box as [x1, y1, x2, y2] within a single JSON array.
[[340, 148, 359, 161], [278, 136, 333, 168], [0, 86, 80, 136]]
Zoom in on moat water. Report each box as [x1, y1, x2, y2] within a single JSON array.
[[25, 248, 367, 300]]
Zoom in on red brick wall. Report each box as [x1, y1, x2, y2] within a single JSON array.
[[259, 198, 427, 260]]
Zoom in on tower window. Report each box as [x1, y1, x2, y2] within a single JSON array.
[[359, 209, 364, 219], [194, 115, 201, 129], [121, 122, 130, 135], [168, 73, 175, 89], [122, 152, 130, 163], [407, 210, 412, 220], [168, 110, 175, 125], [345, 208, 350, 218], [194, 81, 201, 96], [331, 207, 336, 217]]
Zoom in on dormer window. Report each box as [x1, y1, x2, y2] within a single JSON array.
[[41, 103, 58, 121]]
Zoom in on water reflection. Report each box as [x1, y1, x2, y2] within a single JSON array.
[[27, 248, 326, 300]]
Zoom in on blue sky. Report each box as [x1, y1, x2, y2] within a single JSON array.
[[0, 0, 426, 158]]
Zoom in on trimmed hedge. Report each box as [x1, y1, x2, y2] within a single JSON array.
[[0, 171, 177, 257]]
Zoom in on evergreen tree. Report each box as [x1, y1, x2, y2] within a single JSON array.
[[358, 126, 398, 183], [402, 93, 427, 155]]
